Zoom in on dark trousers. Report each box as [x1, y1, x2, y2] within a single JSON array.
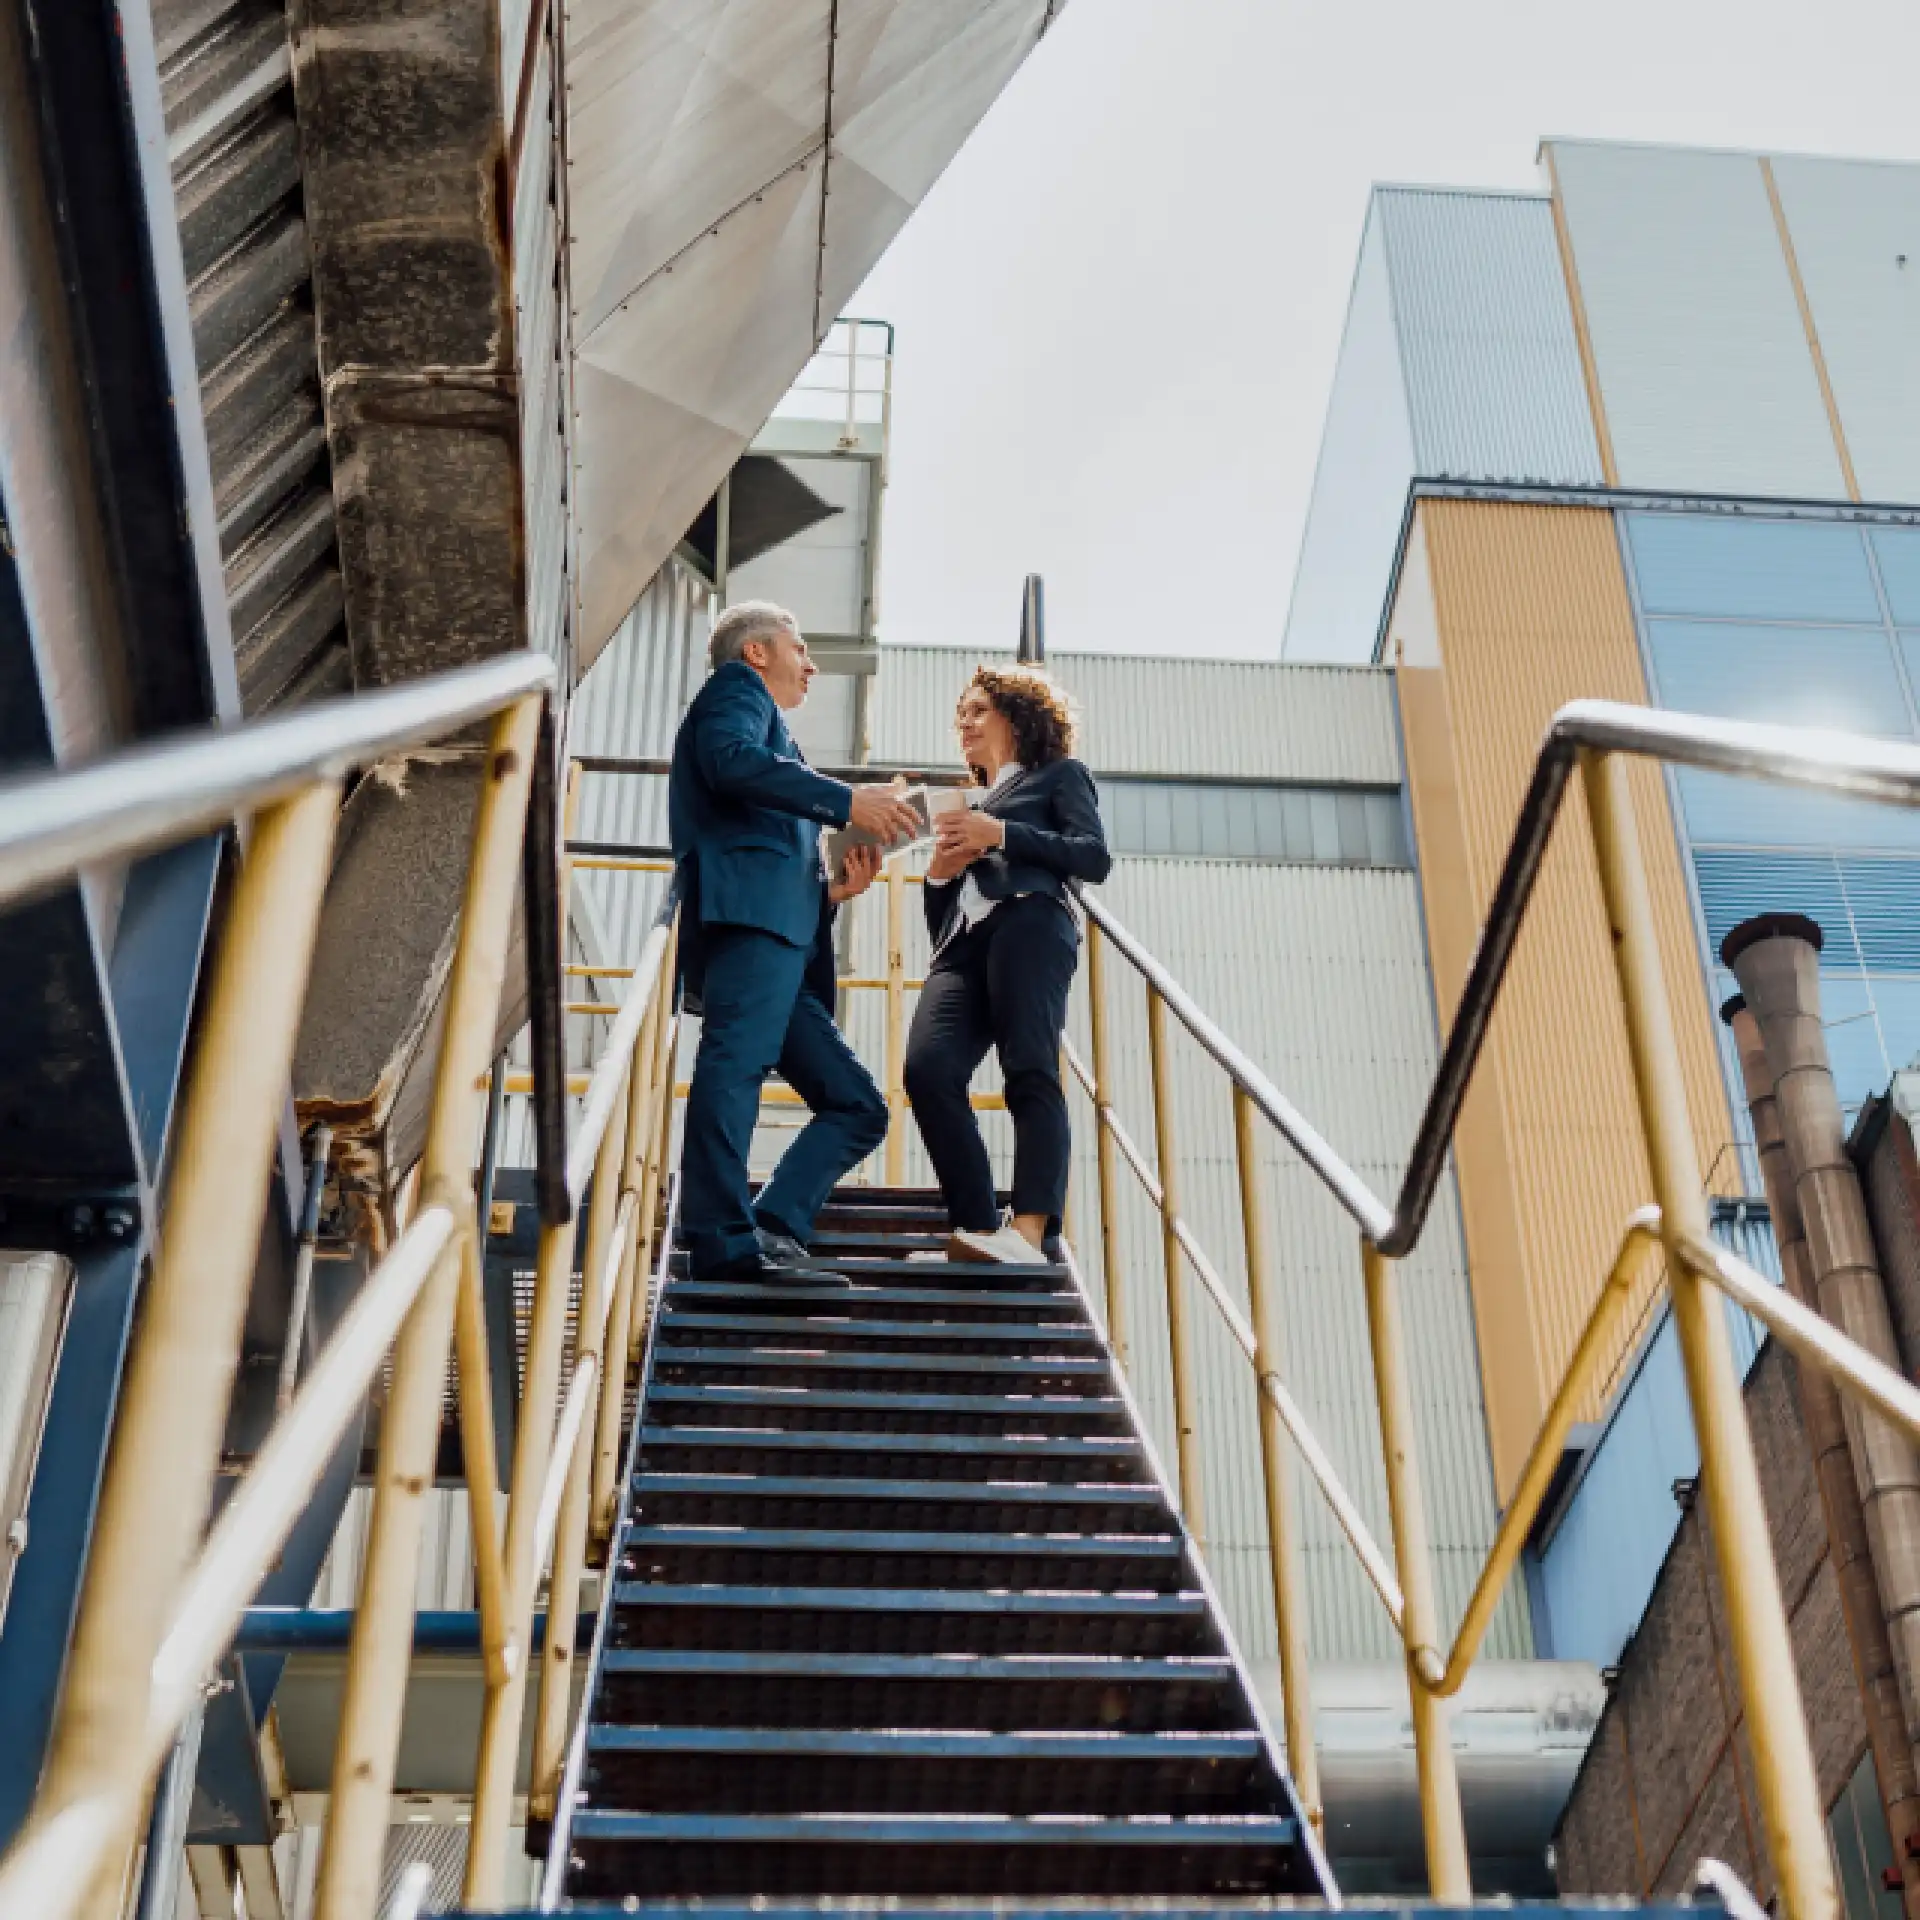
[[680, 924, 889, 1274], [904, 894, 1078, 1233]]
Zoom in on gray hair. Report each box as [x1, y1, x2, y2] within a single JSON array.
[[709, 600, 798, 670]]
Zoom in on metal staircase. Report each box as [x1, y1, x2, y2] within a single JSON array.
[[541, 1184, 1329, 1907]]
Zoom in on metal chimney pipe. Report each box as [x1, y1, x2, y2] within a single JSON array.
[[1726, 914, 1920, 1816], [1723, 990, 1920, 1910], [1018, 574, 1045, 662]]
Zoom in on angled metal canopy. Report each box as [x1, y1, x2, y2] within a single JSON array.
[[566, 0, 1066, 666]]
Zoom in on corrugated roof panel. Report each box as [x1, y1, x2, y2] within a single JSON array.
[[1375, 188, 1604, 488], [1548, 140, 1847, 500], [837, 854, 1523, 1668], [1769, 155, 1920, 506], [1282, 208, 1417, 664], [869, 646, 1403, 785]]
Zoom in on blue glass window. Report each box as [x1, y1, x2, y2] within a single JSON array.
[[1627, 513, 1883, 624], [1871, 529, 1920, 624]]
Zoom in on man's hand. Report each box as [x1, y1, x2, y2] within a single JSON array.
[[829, 842, 881, 904], [933, 808, 1006, 866], [847, 777, 921, 847]]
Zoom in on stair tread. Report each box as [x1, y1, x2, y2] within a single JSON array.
[[589, 1727, 1260, 1757], [625, 1526, 1181, 1556], [633, 1474, 1162, 1506], [660, 1349, 1108, 1376], [638, 1427, 1141, 1459], [660, 1312, 1098, 1343], [669, 1282, 1079, 1310], [646, 1385, 1124, 1414], [599, 1649, 1230, 1679], [570, 1813, 1299, 1844], [614, 1584, 1205, 1614]]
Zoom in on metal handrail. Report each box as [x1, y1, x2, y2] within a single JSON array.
[[0, 658, 560, 1920], [1067, 697, 1920, 1917], [0, 651, 553, 911]]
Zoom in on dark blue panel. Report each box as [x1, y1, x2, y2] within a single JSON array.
[[1872, 529, 1920, 623], [1691, 847, 1920, 973], [0, 1243, 142, 1844], [1645, 618, 1915, 736], [1627, 512, 1881, 622]]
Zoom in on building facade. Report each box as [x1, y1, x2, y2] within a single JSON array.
[[1284, 137, 1920, 1906]]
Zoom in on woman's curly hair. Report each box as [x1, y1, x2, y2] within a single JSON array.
[[961, 665, 1078, 784]]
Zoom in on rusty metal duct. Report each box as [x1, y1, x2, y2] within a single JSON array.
[[1721, 989, 1920, 1912], [1724, 913, 1920, 1821]]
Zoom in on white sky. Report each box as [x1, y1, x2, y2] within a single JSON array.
[[850, 0, 1920, 660]]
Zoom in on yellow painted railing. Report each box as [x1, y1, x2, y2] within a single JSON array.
[[1059, 708, 1920, 1920]]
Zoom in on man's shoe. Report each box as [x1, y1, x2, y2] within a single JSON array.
[[949, 1219, 1051, 1266], [701, 1247, 852, 1288]]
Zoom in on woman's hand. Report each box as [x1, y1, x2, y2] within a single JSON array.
[[829, 842, 881, 904], [933, 808, 1006, 868]]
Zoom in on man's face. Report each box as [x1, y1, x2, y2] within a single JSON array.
[[745, 623, 816, 711]]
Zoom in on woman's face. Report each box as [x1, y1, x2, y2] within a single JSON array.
[[956, 686, 1017, 772]]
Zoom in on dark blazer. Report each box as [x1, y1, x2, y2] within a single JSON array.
[[923, 756, 1112, 948], [668, 662, 851, 953]]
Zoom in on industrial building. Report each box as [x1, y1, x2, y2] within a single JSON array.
[[1281, 137, 1920, 1909]]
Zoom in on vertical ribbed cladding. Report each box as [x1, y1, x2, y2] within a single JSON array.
[[156, 0, 348, 713]]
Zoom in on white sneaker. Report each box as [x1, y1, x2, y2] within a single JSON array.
[[949, 1220, 1050, 1266]]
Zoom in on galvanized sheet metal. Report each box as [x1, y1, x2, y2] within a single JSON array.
[[1547, 140, 1847, 501], [1375, 187, 1604, 489], [157, 0, 348, 711], [567, 0, 1061, 661], [1398, 500, 1736, 1497], [870, 646, 1403, 785], [1769, 156, 1920, 507], [1282, 209, 1416, 664]]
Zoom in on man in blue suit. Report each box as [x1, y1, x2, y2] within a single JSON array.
[[669, 601, 919, 1282]]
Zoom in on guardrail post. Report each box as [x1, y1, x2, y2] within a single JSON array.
[[1234, 1088, 1320, 1832], [1145, 986, 1204, 1542], [1086, 919, 1128, 1365], [34, 782, 343, 1918], [1582, 747, 1837, 1920], [316, 694, 542, 1920], [884, 853, 907, 1183], [1362, 1237, 1469, 1900], [530, 1062, 630, 1823]]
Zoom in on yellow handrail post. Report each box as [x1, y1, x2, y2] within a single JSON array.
[[1145, 986, 1204, 1542], [1362, 1237, 1470, 1901], [592, 983, 662, 1543], [32, 782, 343, 1918], [467, 1208, 582, 1906], [530, 1062, 630, 1821], [1086, 920, 1127, 1365], [884, 853, 907, 1183], [1582, 747, 1837, 1920], [316, 694, 542, 1920], [1234, 1088, 1321, 1834]]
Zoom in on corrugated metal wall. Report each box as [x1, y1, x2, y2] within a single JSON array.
[[1375, 188, 1605, 488], [1770, 157, 1920, 506], [1392, 499, 1735, 1498], [870, 646, 1403, 783], [861, 662, 1524, 1667], [1546, 140, 1849, 501], [158, 0, 349, 712]]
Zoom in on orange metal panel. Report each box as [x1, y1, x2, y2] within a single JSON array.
[[1392, 499, 1734, 1498]]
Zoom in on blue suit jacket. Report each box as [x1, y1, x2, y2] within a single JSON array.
[[668, 662, 852, 953]]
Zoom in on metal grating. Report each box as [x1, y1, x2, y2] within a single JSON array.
[[155, 0, 348, 714]]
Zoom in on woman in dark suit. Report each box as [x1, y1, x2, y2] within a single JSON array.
[[904, 666, 1112, 1264]]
